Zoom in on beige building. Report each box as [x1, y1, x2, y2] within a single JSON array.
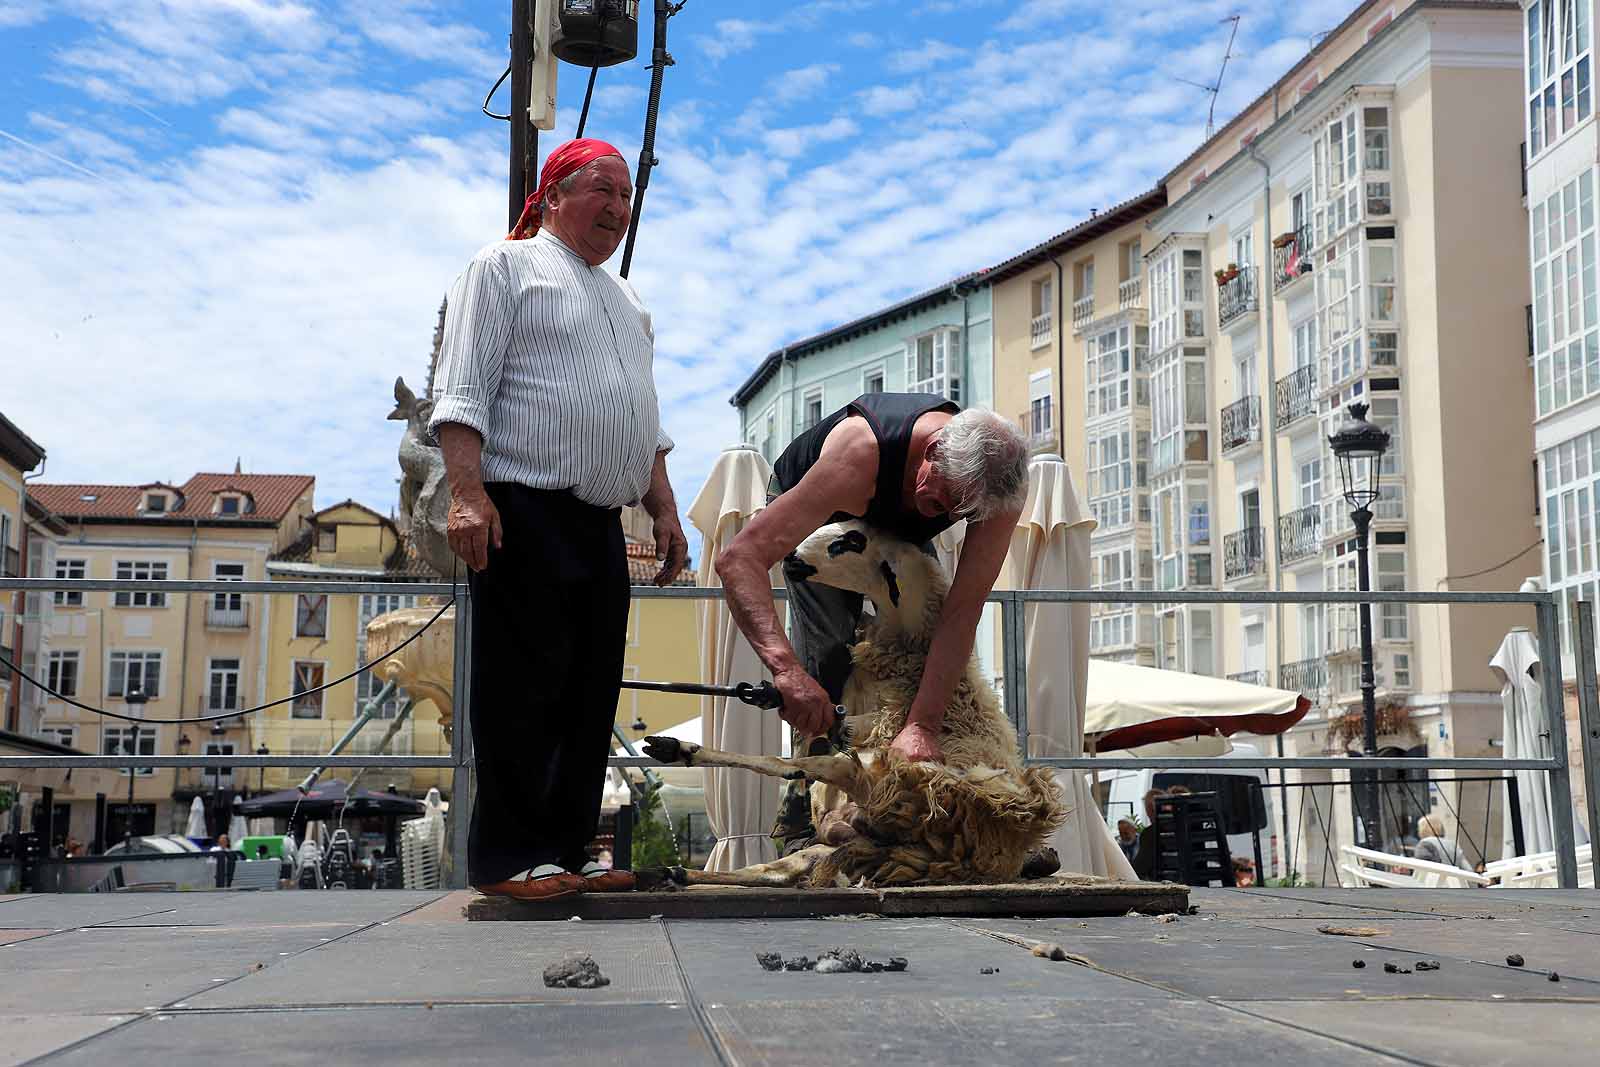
[[992, 0, 1538, 879], [1, 410, 50, 736], [27, 472, 315, 844]]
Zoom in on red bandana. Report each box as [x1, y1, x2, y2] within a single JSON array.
[[506, 137, 625, 240]]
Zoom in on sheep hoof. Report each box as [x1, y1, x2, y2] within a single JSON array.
[[781, 769, 807, 781], [642, 736, 695, 764], [632, 867, 681, 891]]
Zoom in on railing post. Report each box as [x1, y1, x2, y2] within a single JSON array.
[[1541, 595, 1580, 889], [1571, 599, 1600, 888], [447, 582, 474, 889]]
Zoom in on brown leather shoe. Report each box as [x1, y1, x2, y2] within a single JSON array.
[[582, 869, 637, 893], [475, 870, 587, 901]]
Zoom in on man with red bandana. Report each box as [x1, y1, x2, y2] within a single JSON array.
[[429, 139, 688, 901]]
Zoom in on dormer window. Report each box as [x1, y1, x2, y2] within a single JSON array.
[[218, 496, 240, 516], [317, 526, 337, 552], [145, 493, 167, 514]]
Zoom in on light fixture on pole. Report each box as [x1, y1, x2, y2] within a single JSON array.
[[209, 721, 227, 838], [122, 685, 149, 843], [257, 743, 269, 793], [1327, 401, 1392, 850]]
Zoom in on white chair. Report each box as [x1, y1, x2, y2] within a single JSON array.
[[294, 839, 324, 889], [1340, 844, 1490, 888]]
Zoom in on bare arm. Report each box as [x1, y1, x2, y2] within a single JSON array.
[[715, 420, 877, 736], [892, 506, 1022, 757], [437, 424, 502, 572], [640, 449, 688, 586]]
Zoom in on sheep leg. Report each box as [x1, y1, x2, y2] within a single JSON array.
[[667, 844, 834, 888], [641, 736, 865, 796]]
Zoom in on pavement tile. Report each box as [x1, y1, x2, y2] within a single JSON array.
[[703, 996, 1402, 1065], [38, 1004, 716, 1067], [0, 929, 53, 946], [662, 916, 1172, 1003], [0, 1013, 135, 1067], [0, 897, 180, 930], [0, 924, 367, 1014], [1234, 1000, 1600, 1067], [968, 915, 1593, 1002], [190, 918, 684, 1007]]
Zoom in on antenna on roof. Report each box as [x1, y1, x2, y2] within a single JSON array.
[[1174, 14, 1242, 141]]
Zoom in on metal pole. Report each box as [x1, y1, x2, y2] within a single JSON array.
[[1276, 732, 1291, 881], [1540, 595, 1580, 888], [509, 0, 533, 230], [619, 0, 676, 278], [1010, 593, 1030, 757], [448, 585, 474, 889], [1569, 599, 1600, 887], [1353, 505, 1380, 850], [1506, 774, 1526, 859]]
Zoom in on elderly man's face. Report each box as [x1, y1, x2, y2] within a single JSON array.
[[548, 156, 633, 266], [911, 437, 958, 518]]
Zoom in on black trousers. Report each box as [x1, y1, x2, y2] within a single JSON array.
[[466, 484, 630, 885]]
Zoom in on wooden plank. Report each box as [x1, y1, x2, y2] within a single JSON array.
[[464, 878, 1188, 922]]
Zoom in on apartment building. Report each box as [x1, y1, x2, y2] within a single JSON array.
[[27, 472, 316, 844], [0, 411, 49, 736], [988, 191, 1169, 665], [1148, 0, 1535, 873]]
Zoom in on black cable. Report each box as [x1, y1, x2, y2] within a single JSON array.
[[575, 63, 600, 137], [482, 64, 513, 120], [0, 597, 454, 725]]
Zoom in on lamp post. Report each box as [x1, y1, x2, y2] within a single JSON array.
[[1327, 401, 1392, 850], [122, 685, 148, 843], [209, 722, 226, 838], [257, 743, 269, 793]]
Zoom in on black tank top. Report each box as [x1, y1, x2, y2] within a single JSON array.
[[772, 391, 960, 544]]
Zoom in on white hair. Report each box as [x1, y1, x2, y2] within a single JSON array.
[[932, 408, 1029, 522]]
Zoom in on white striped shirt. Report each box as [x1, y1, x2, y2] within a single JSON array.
[[427, 230, 673, 508]]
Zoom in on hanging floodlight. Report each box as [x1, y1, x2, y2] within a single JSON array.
[[553, 0, 639, 67]]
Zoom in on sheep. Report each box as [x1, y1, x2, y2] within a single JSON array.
[[642, 519, 1066, 888]]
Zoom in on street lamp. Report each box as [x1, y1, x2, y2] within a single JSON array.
[[122, 685, 149, 843], [1327, 401, 1392, 850], [257, 743, 269, 793], [209, 722, 226, 838]]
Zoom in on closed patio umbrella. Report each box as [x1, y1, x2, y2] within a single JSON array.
[[689, 445, 784, 871], [184, 796, 206, 839], [227, 796, 248, 845], [1492, 624, 1557, 857], [1010, 454, 1134, 879]]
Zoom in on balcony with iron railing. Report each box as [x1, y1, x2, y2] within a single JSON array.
[[1272, 226, 1314, 291], [1277, 505, 1322, 566], [3, 545, 18, 578], [198, 694, 245, 729], [1220, 395, 1261, 453], [1030, 313, 1052, 348], [1227, 669, 1267, 686], [1274, 364, 1318, 428], [1118, 276, 1142, 310], [1223, 526, 1266, 582], [1217, 265, 1259, 329], [205, 600, 250, 629], [1279, 656, 1328, 698], [1071, 295, 1095, 331]]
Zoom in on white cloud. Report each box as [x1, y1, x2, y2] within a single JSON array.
[[857, 84, 920, 117], [771, 63, 839, 106], [696, 18, 769, 62], [0, 0, 47, 28], [351, 1, 500, 73], [887, 39, 964, 74], [761, 116, 859, 159]]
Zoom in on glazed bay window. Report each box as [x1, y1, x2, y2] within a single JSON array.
[[108, 651, 161, 700], [1368, 242, 1397, 322], [113, 561, 168, 607], [1377, 549, 1409, 640], [1527, 0, 1593, 158], [1151, 348, 1209, 471], [1085, 323, 1149, 419], [906, 328, 962, 403], [1531, 170, 1598, 415], [1149, 244, 1206, 354], [1088, 428, 1135, 531]]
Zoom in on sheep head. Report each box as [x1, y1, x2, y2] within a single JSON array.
[[785, 520, 947, 634]]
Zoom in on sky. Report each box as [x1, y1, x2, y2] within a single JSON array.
[[1, 0, 1362, 561]]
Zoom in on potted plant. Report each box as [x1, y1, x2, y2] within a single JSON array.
[[1215, 262, 1240, 286], [1272, 231, 1297, 249]]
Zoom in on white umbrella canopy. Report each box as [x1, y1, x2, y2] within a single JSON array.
[[184, 796, 206, 839], [1492, 626, 1558, 857], [688, 445, 784, 871], [1009, 455, 1134, 879], [1085, 660, 1310, 752], [227, 796, 248, 845]]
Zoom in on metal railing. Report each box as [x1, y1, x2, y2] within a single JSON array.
[[1071, 295, 1094, 330], [1278, 656, 1327, 696], [1227, 669, 1267, 686], [1275, 363, 1318, 427], [1118, 276, 1142, 310], [1220, 395, 1261, 452], [1223, 526, 1266, 581], [1277, 504, 1321, 565], [1272, 226, 1313, 291], [1030, 312, 1052, 347], [0, 576, 1596, 890], [1218, 265, 1259, 327]]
